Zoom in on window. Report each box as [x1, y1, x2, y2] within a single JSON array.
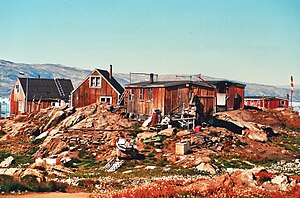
[[140, 88, 144, 100], [129, 89, 134, 101], [90, 76, 101, 87], [100, 96, 112, 105], [16, 84, 19, 93], [147, 88, 152, 100]]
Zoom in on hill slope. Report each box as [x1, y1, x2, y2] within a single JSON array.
[[0, 59, 299, 101]]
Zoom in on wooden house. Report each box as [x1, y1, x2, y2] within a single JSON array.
[[125, 76, 215, 117], [71, 66, 125, 108], [10, 78, 73, 116], [207, 80, 246, 112], [244, 96, 289, 109]]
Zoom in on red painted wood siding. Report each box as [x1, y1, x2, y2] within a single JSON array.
[[126, 84, 215, 116], [72, 71, 119, 108]]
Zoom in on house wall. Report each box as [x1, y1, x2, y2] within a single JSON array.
[[245, 98, 288, 109], [126, 87, 165, 115], [126, 84, 215, 116], [10, 79, 25, 116], [72, 71, 119, 108], [227, 85, 245, 110]]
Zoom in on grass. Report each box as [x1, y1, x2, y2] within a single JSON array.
[[32, 137, 46, 145], [0, 175, 67, 193], [274, 133, 300, 153], [212, 155, 254, 170]]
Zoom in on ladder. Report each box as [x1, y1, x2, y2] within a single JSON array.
[[117, 90, 127, 105], [103, 158, 125, 172], [54, 78, 65, 97]]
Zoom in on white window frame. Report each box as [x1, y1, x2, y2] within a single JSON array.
[[100, 96, 112, 105], [89, 76, 102, 88], [129, 89, 134, 101]]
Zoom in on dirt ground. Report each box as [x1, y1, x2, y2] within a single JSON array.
[[0, 192, 91, 198]]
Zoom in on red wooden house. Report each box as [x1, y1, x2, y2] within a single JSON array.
[[207, 80, 246, 112], [10, 78, 73, 116], [71, 66, 125, 108], [125, 75, 215, 117], [244, 96, 288, 109]]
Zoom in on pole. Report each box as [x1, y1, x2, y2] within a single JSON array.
[[25, 77, 28, 113], [291, 89, 293, 110]]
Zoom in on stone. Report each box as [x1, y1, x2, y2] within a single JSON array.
[[122, 170, 133, 174], [158, 128, 175, 137], [155, 148, 162, 153], [271, 174, 289, 190], [230, 169, 259, 188], [44, 110, 66, 130], [22, 168, 46, 183], [35, 131, 48, 140], [245, 129, 268, 142], [196, 162, 216, 175], [215, 173, 233, 188], [0, 156, 14, 168], [136, 132, 158, 141], [0, 168, 19, 176], [176, 130, 191, 137]]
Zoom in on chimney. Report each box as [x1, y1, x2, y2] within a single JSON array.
[[150, 73, 154, 83], [109, 65, 112, 79]]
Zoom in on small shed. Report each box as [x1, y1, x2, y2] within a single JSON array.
[[207, 80, 246, 112], [244, 96, 289, 109], [71, 66, 125, 108], [10, 78, 73, 116], [125, 77, 215, 117]]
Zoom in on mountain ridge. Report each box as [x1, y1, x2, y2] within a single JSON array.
[[0, 59, 299, 102]]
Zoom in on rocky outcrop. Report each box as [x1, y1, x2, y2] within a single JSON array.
[[214, 112, 273, 142]]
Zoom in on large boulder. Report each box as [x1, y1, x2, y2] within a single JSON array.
[[230, 169, 262, 189], [196, 162, 217, 175], [21, 168, 46, 183], [271, 174, 290, 190]]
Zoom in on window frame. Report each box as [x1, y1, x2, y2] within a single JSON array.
[[129, 89, 134, 101], [89, 76, 102, 88], [139, 88, 144, 101], [147, 88, 152, 101], [100, 96, 112, 105]]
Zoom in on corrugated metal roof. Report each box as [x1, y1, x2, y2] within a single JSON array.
[[18, 78, 73, 101], [125, 80, 215, 89]]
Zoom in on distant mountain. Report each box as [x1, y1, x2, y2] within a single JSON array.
[[0, 59, 299, 102]]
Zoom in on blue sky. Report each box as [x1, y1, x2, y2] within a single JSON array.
[[1, 0, 299, 86]]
